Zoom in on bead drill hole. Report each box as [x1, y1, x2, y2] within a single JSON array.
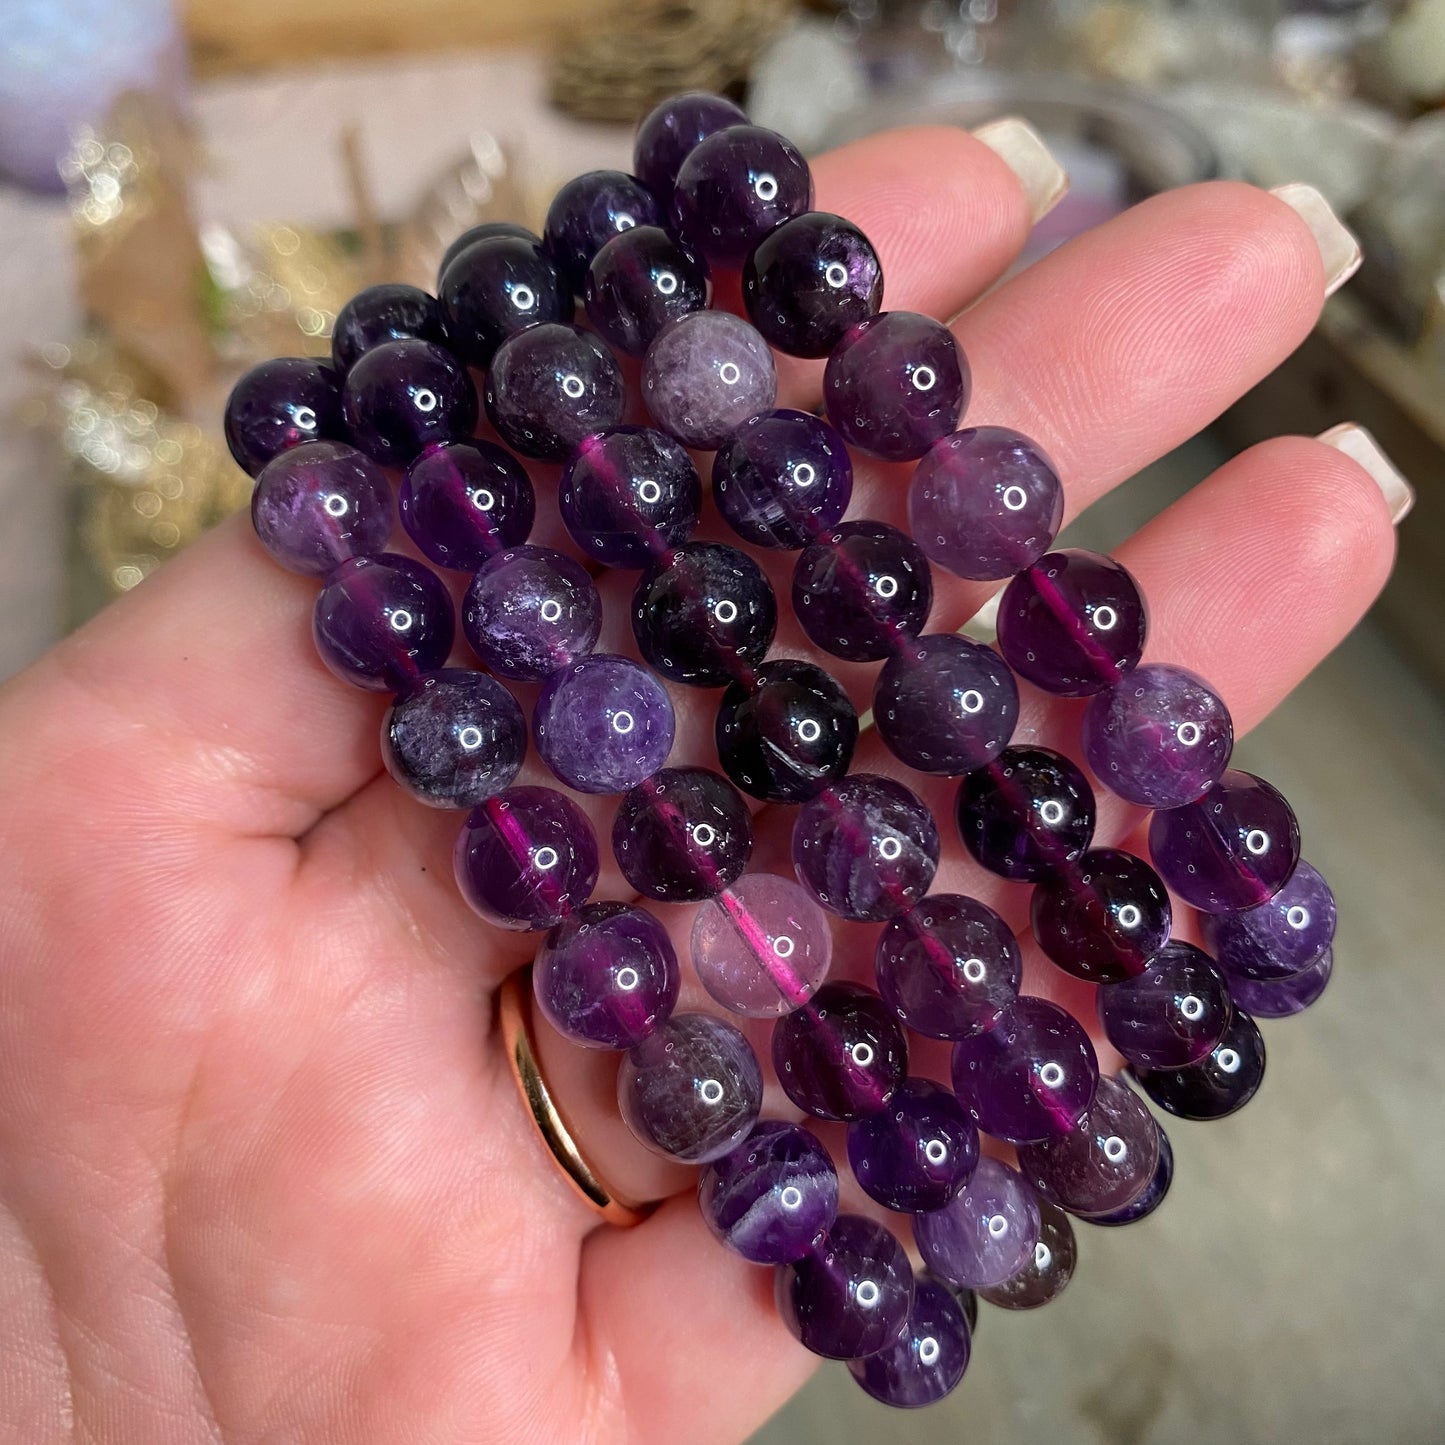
[[1035, 1242, 1053, 1270]]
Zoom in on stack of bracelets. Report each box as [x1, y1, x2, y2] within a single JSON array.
[[223, 92, 1337, 1410]]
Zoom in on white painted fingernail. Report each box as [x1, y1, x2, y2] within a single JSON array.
[[1271, 183, 1363, 297], [1319, 423, 1415, 524], [972, 117, 1069, 224]]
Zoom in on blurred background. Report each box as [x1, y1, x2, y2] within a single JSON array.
[[1, 1, 1442, 1441]]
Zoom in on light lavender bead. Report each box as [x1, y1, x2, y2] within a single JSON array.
[[913, 1157, 1041, 1290], [642, 311, 777, 449]]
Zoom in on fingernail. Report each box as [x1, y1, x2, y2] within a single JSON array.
[[1319, 423, 1415, 524], [1271, 183, 1363, 297], [973, 117, 1069, 224]]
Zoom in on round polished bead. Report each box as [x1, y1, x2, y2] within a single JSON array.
[[951, 996, 1099, 1144], [532, 654, 674, 794], [1200, 858, 1336, 982], [484, 323, 624, 460], [955, 1285, 979, 1335], [823, 312, 968, 462], [698, 1121, 838, 1264], [453, 786, 599, 931], [772, 982, 908, 1122], [225, 357, 345, 476], [612, 766, 752, 902], [913, 1156, 1041, 1290], [331, 283, 446, 372], [848, 1276, 971, 1407], [1097, 940, 1232, 1070], [847, 1078, 980, 1213], [875, 894, 1022, 1041], [558, 426, 700, 568], [381, 668, 526, 809], [313, 553, 454, 692], [1090, 1129, 1174, 1227], [1227, 946, 1334, 1018], [976, 1199, 1077, 1310], [584, 225, 709, 356], [874, 634, 1019, 775], [631, 542, 777, 688], [533, 901, 679, 1049], [793, 774, 939, 922], [792, 521, 933, 663], [251, 440, 392, 575], [437, 221, 539, 285], [633, 90, 750, 200], [1131, 1006, 1266, 1120], [642, 311, 777, 449], [619, 1012, 762, 1162], [462, 545, 600, 682], [400, 440, 534, 571], [543, 169, 659, 293], [342, 340, 478, 467], [437, 234, 573, 366], [955, 746, 1096, 882], [715, 658, 858, 803], [690, 873, 832, 1017], [1148, 769, 1301, 914]]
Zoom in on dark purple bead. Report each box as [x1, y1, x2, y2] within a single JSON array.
[[913, 1157, 1040, 1290], [772, 982, 908, 1122], [1200, 859, 1336, 982], [975, 1199, 1077, 1310], [848, 1276, 971, 1407], [633, 90, 749, 201], [331, 283, 446, 372], [618, 1012, 762, 1162], [909, 426, 1064, 581], [400, 440, 534, 571], [532, 654, 674, 794], [846, 1078, 980, 1212], [1131, 1006, 1266, 1120], [381, 668, 526, 809], [631, 542, 776, 688], [950, 996, 1099, 1144], [584, 225, 709, 356], [715, 658, 858, 803], [955, 1285, 979, 1334], [1227, 947, 1334, 1019], [875, 894, 1022, 1041], [312, 552, 454, 692], [437, 221, 539, 285], [642, 310, 777, 449], [955, 746, 1096, 882], [533, 901, 679, 1049], [1097, 940, 1232, 1070], [453, 785, 599, 931], [224, 357, 344, 477], [612, 766, 752, 902], [1148, 769, 1302, 914], [697, 1121, 838, 1264], [436, 235, 573, 366], [543, 169, 660, 294], [251, 440, 392, 575], [341, 340, 478, 467], [1090, 1128, 1173, 1227], [792, 521, 933, 663], [997, 549, 1148, 697], [484, 323, 624, 460], [873, 634, 1019, 775], [792, 774, 939, 922], [462, 545, 600, 682], [558, 426, 700, 568]]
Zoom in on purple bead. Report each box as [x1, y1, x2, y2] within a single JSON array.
[[633, 90, 749, 201], [484, 324, 624, 461], [532, 653, 674, 794], [792, 774, 939, 922], [876, 894, 1022, 1041], [1131, 1006, 1266, 1120], [437, 221, 539, 285], [698, 1121, 838, 1263], [1148, 769, 1302, 914], [400, 440, 535, 571], [1227, 947, 1334, 1019], [381, 668, 526, 809], [437, 235, 573, 366], [847, 1276, 971, 1407], [776, 1214, 913, 1360], [224, 357, 344, 477], [913, 1157, 1041, 1290], [955, 746, 1096, 883], [453, 785, 599, 931], [1097, 940, 1232, 1070], [976, 1199, 1077, 1310], [612, 766, 752, 903], [950, 996, 1099, 1144], [1200, 859, 1336, 982], [462, 545, 600, 682], [618, 1012, 762, 1163], [1082, 664, 1234, 809], [251, 440, 393, 575], [331, 283, 446, 372], [911, 429, 1064, 586], [543, 169, 660, 294], [558, 426, 700, 568], [847, 1078, 980, 1213], [341, 339, 478, 468], [584, 225, 709, 356], [533, 901, 679, 1050], [642, 311, 776, 450], [772, 982, 908, 1122], [312, 553, 454, 692], [715, 658, 858, 803], [631, 542, 776, 688], [742, 210, 883, 358], [1090, 1128, 1173, 1227], [997, 549, 1149, 698], [792, 521, 933, 663], [824, 312, 968, 462], [874, 634, 1020, 775]]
